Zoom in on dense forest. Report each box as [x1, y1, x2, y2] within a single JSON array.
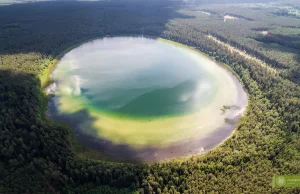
[[0, 0, 299, 193]]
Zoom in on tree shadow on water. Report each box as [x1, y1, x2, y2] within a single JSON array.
[[0, 0, 197, 161], [0, 0, 196, 190], [0, 69, 146, 191], [48, 100, 149, 163]]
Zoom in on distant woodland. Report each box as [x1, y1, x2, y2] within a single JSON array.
[[0, 0, 299, 193]]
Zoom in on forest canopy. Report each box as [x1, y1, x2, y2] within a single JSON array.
[[0, 0, 299, 193]]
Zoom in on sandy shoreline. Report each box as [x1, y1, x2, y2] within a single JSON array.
[[46, 36, 248, 162]]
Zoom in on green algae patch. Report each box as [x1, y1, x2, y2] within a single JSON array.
[[48, 36, 247, 157]]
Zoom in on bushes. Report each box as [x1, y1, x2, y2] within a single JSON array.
[[0, 1, 299, 193]]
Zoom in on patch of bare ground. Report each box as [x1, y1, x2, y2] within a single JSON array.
[[207, 35, 278, 75], [224, 15, 238, 22]]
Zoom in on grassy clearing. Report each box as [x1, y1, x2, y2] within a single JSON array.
[[39, 59, 58, 89], [207, 35, 278, 75]]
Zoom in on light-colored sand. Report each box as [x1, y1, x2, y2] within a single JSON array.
[[198, 11, 211, 15], [207, 35, 278, 75], [224, 15, 238, 22], [48, 37, 248, 161]]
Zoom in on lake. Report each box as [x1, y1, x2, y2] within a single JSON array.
[[48, 37, 247, 161]]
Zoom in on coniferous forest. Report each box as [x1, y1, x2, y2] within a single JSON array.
[[0, 0, 299, 193]]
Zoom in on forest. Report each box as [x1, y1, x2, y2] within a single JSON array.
[[0, 0, 299, 193]]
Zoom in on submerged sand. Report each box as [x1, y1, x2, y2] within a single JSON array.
[[47, 37, 248, 162]]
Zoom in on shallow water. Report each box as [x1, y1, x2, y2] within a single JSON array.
[[48, 37, 247, 161]]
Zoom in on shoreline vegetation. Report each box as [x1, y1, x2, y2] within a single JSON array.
[[159, 37, 247, 88], [43, 36, 248, 162], [39, 37, 106, 89], [46, 35, 248, 114], [1, 1, 299, 193]]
